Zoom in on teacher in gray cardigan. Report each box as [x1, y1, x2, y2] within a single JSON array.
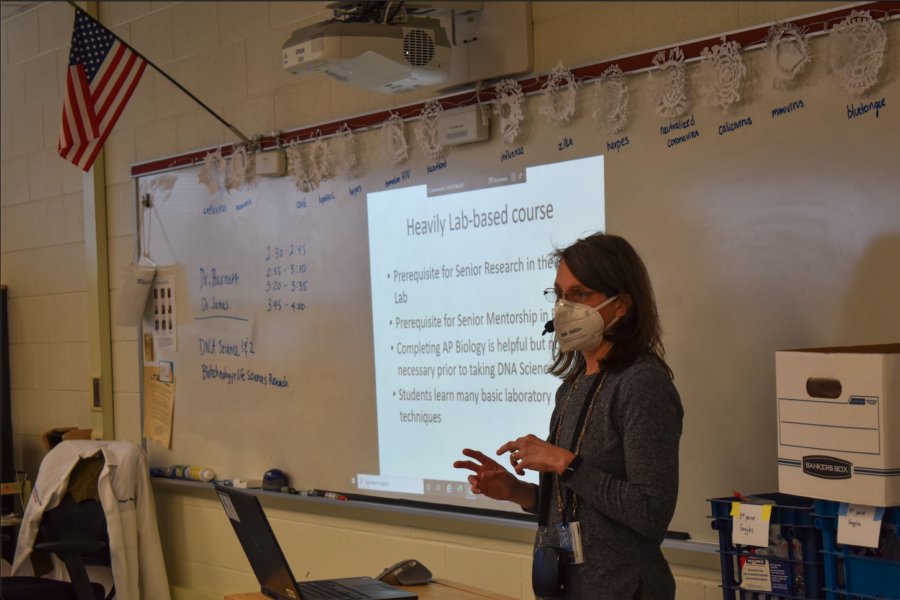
[[454, 233, 684, 600]]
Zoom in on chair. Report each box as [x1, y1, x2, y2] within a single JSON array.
[[9, 440, 168, 600], [41, 428, 93, 452], [2, 456, 113, 600]]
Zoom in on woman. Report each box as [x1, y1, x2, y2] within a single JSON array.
[[454, 233, 683, 599]]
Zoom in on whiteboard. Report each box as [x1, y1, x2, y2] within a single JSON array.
[[137, 26, 900, 542]]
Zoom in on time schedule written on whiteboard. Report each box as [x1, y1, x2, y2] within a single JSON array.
[[365, 155, 605, 496], [176, 193, 319, 390]]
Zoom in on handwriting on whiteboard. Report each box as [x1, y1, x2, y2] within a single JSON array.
[[500, 147, 524, 163], [200, 268, 239, 289], [719, 117, 752, 136], [203, 204, 227, 215], [606, 137, 629, 153], [847, 98, 886, 119], [386, 170, 411, 188], [201, 364, 289, 388], [772, 100, 804, 118], [427, 159, 447, 174], [199, 337, 255, 358]]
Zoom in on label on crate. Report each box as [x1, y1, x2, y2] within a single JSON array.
[[732, 503, 771, 547], [741, 558, 790, 594], [837, 502, 884, 548]]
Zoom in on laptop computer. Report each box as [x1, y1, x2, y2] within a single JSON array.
[[215, 485, 418, 600]]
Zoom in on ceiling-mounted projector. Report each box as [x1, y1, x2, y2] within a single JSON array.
[[282, 19, 451, 94]]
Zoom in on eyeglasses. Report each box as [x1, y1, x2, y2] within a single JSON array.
[[543, 288, 601, 303]]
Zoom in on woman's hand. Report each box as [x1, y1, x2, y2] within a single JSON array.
[[497, 435, 575, 476], [453, 449, 535, 508]]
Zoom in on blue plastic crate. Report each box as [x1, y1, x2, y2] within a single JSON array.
[[709, 493, 826, 600], [813, 499, 900, 600]]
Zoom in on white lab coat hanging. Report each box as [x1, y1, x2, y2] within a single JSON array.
[[11, 440, 171, 600]]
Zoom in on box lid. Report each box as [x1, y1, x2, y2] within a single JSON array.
[[778, 343, 900, 355]]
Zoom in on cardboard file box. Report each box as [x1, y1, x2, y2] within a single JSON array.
[[776, 344, 900, 506]]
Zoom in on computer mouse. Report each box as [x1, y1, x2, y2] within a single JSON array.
[[376, 559, 432, 586]]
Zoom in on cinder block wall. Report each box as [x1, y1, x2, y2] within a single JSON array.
[[1, 1, 93, 482], [1, 2, 848, 598]]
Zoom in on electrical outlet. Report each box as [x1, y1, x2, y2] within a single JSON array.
[[90, 377, 102, 411]]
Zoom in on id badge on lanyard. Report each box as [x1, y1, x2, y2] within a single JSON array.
[[552, 371, 606, 567], [558, 521, 584, 564]]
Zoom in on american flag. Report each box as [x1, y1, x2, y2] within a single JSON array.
[[59, 8, 147, 171]]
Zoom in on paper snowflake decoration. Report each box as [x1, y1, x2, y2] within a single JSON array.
[[139, 173, 178, 207], [329, 123, 357, 179], [767, 22, 812, 90], [648, 47, 689, 119], [198, 148, 227, 195], [699, 37, 746, 113], [539, 61, 580, 124], [380, 113, 409, 166], [286, 139, 318, 193], [494, 79, 525, 145], [309, 133, 332, 184], [592, 65, 629, 135], [227, 142, 257, 192], [829, 10, 887, 95], [414, 100, 444, 160]]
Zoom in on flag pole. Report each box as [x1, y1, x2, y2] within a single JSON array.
[[66, 1, 253, 146]]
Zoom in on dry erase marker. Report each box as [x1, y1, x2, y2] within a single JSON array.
[[314, 490, 347, 500], [168, 465, 215, 483]]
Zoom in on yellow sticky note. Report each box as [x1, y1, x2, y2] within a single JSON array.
[[762, 505, 772, 521], [731, 502, 741, 517]]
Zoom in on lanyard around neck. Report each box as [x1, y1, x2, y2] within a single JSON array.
[[538, 371, 607, 528]]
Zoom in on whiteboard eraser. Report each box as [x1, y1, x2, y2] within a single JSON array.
[[234, 479, 263, 489], [256, 149, 286, 177]]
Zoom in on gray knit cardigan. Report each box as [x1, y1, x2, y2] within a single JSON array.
[[525, 355, 684, 600]]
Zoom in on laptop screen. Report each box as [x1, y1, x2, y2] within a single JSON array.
[[216, 485, 302, 600]]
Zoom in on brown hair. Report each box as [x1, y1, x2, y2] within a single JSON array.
[[549, 233, 672, 382]]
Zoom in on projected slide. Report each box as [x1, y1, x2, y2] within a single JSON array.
[[364, 155, 604, 502]]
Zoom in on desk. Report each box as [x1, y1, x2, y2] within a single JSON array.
[[225, 579, 519, 600]]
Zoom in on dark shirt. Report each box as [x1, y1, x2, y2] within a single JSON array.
[[525, 355, 684, 599]]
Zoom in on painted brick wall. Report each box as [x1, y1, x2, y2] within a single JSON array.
[[1, 1, 93, 482]]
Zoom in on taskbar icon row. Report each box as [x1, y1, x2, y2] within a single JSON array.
[[423, 478, 482, 499], [354, 474, 484, 499]]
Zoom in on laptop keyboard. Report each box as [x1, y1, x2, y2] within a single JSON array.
[[297, 581, 365, 600]]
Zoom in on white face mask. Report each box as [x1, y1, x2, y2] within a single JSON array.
[[553, 296, 619, 353]]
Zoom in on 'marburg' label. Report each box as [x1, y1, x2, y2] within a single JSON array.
[[803, 455, 852, 479]]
